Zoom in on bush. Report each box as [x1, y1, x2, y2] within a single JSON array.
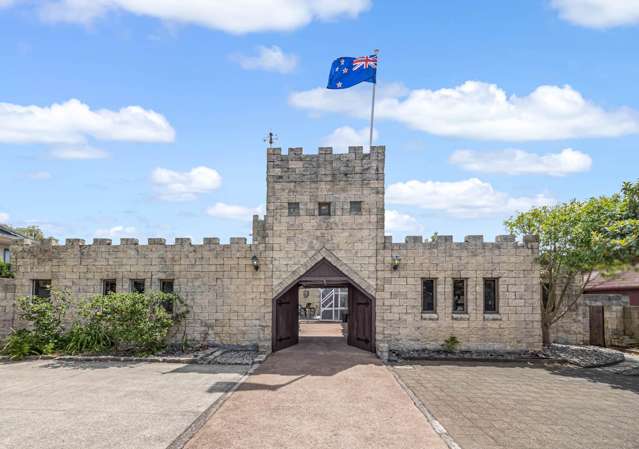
[[0, 261, 13, 278], [72, 292, 187, 354], [442, 335, 461, 352], [15, 289, 70, 344]]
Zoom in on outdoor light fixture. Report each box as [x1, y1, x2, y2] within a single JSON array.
[[391, 255, 401, 270], [251, 255, 259, 271]]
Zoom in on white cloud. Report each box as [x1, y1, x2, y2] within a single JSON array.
[[449, 148, 592, 176], [37, 0, 371, 34], [151, 166, 222, 201], [386, 178, 556, 218], [206, 202, 263, 221], [231, 45, 298, 74], [95, 225, 136, 238], [50, 145, 109, 160], [0, 98, 174, 145], [385, 210, 424, 234], [290, 81, 639, 141], [26, 171, 52, 180], [0, 212, 9, 223], [321, 126, 378, 152], [551, 0, 639, 28], [0, 0, 15, 7]]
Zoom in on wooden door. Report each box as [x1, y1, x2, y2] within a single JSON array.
[[589, 305, 605, 347], [348, 287, 373, 352], [273, 288, 299, 352]]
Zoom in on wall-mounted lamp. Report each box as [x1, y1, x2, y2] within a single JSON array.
[[251, 255, 259, 271], [391, 255, 401, 270]]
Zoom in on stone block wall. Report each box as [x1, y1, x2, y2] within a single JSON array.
[[376, 234, 543, 354], [9, 237, 271, 348], [0, 277, 16, 339], [624, 306, 639, 338], [266, 146, 385, 297]]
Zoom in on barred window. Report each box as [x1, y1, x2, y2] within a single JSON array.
[[318, 202, 331, 216], [483, 278, 498, 313], [287, 202, 300, 216], [102, 279, 116, 295], [32, 279, 51, 298], [452, 279, 466, 313], [349, 201, 362, 215], [130, 279, 145, 293], [422, 279, 436, 312]]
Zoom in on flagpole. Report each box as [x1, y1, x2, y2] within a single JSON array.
[[369, 49, 379, 149]]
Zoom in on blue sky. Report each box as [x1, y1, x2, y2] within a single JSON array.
[[1, 0, 638, 243]]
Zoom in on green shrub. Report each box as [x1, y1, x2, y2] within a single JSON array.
[[442, 335, 461, 352], [74, 292, 187, 354], [0, 261, 13, 278], [2, 329, 57, 360], [15, 289, 70, 344]]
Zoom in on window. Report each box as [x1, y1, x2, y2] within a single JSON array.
[[422, 279, 436, 313], [287, 202, 300, 216], [349, 201, 362, 215], [483, 278, 498, 313], [32, 279, 51, 298], [2, 248, 10, 263], [160, 280, 175, 313], [130, 279, 145, 293], [318, 202, 331, 216], [103, 279, 117, 295], [452, 279, 466, 313]]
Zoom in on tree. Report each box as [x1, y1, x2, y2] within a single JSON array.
[[12, 225, 46, 241], [505, 180, 638, 345]]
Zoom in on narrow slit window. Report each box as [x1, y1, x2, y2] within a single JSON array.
[[452, 279, 466, 313], [32, 279, 51, 298], [483, 278, 498, 313], [130, 279, 145, 293], [160, 279, 175, 313], [287, 202, 300, 216], [318, 202, 331, 216], [102, 279, 117, 295], [349, 201, 362, 215], [422, 279, 436, 313]]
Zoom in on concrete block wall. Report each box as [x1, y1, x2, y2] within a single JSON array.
[[265, 146, 385, 296], [9, 237, 271, 347], [0, 277, 16, 339], [376, 234, 543, 353]]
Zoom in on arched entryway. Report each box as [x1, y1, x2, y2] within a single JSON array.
[[272, 258, 375, 353]]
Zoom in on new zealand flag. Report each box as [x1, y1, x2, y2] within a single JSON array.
[[327, 55, 377, 89]]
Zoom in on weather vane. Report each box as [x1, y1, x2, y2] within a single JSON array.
[[263, 130, 278, 149]]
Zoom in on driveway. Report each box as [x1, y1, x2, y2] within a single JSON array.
[[393, 360, 639, 449], [185, 323, 448, 449], [0, 359, 247, 449]]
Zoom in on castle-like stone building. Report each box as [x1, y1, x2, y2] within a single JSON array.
[[5, 146, 543, 357]]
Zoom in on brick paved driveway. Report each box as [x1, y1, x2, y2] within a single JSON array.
[[392, 361, 639, 449]]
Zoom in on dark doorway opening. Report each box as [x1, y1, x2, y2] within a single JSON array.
[[589, 305, 605, 346], [272, 258, 375, 353]]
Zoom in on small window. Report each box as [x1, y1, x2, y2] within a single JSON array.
[[130, 279, 145, 293], [160, 280, 175, 313], [33, 279, 51, 298], [318, 202, 331, 216], [287, 202, 300, 216], [160, 279, 174, 293], [452, 279, 466, 313], [349, 201, 362, 215], [103, 279, 117, 295], [422, 279, 436, 312], [2, 248, 10, 263], [484, 278, 498, 313]]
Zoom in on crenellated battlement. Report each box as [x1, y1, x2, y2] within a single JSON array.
[[383, 234, 539, 250], [13, 236, 258, 250], [267, 145, 385, 159]]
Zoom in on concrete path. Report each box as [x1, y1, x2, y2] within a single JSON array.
[[185, 323, 447, 449], [0, 359, 247, 449]]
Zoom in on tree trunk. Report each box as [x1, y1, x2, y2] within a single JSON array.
[[542, 321, 551, 347]]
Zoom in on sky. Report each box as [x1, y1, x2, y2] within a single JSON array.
[[1, 0, 639, 244]]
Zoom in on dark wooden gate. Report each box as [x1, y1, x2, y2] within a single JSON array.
[[348, 287, 373, 352], [273, 288, 299, 351], [589, 305, 605, 346]]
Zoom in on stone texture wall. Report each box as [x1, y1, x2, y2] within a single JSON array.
[[10, 237, 270, 348], [624, 306, 639, 338], [0, 277, 16, 339], [376, 234, 543, 355]]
